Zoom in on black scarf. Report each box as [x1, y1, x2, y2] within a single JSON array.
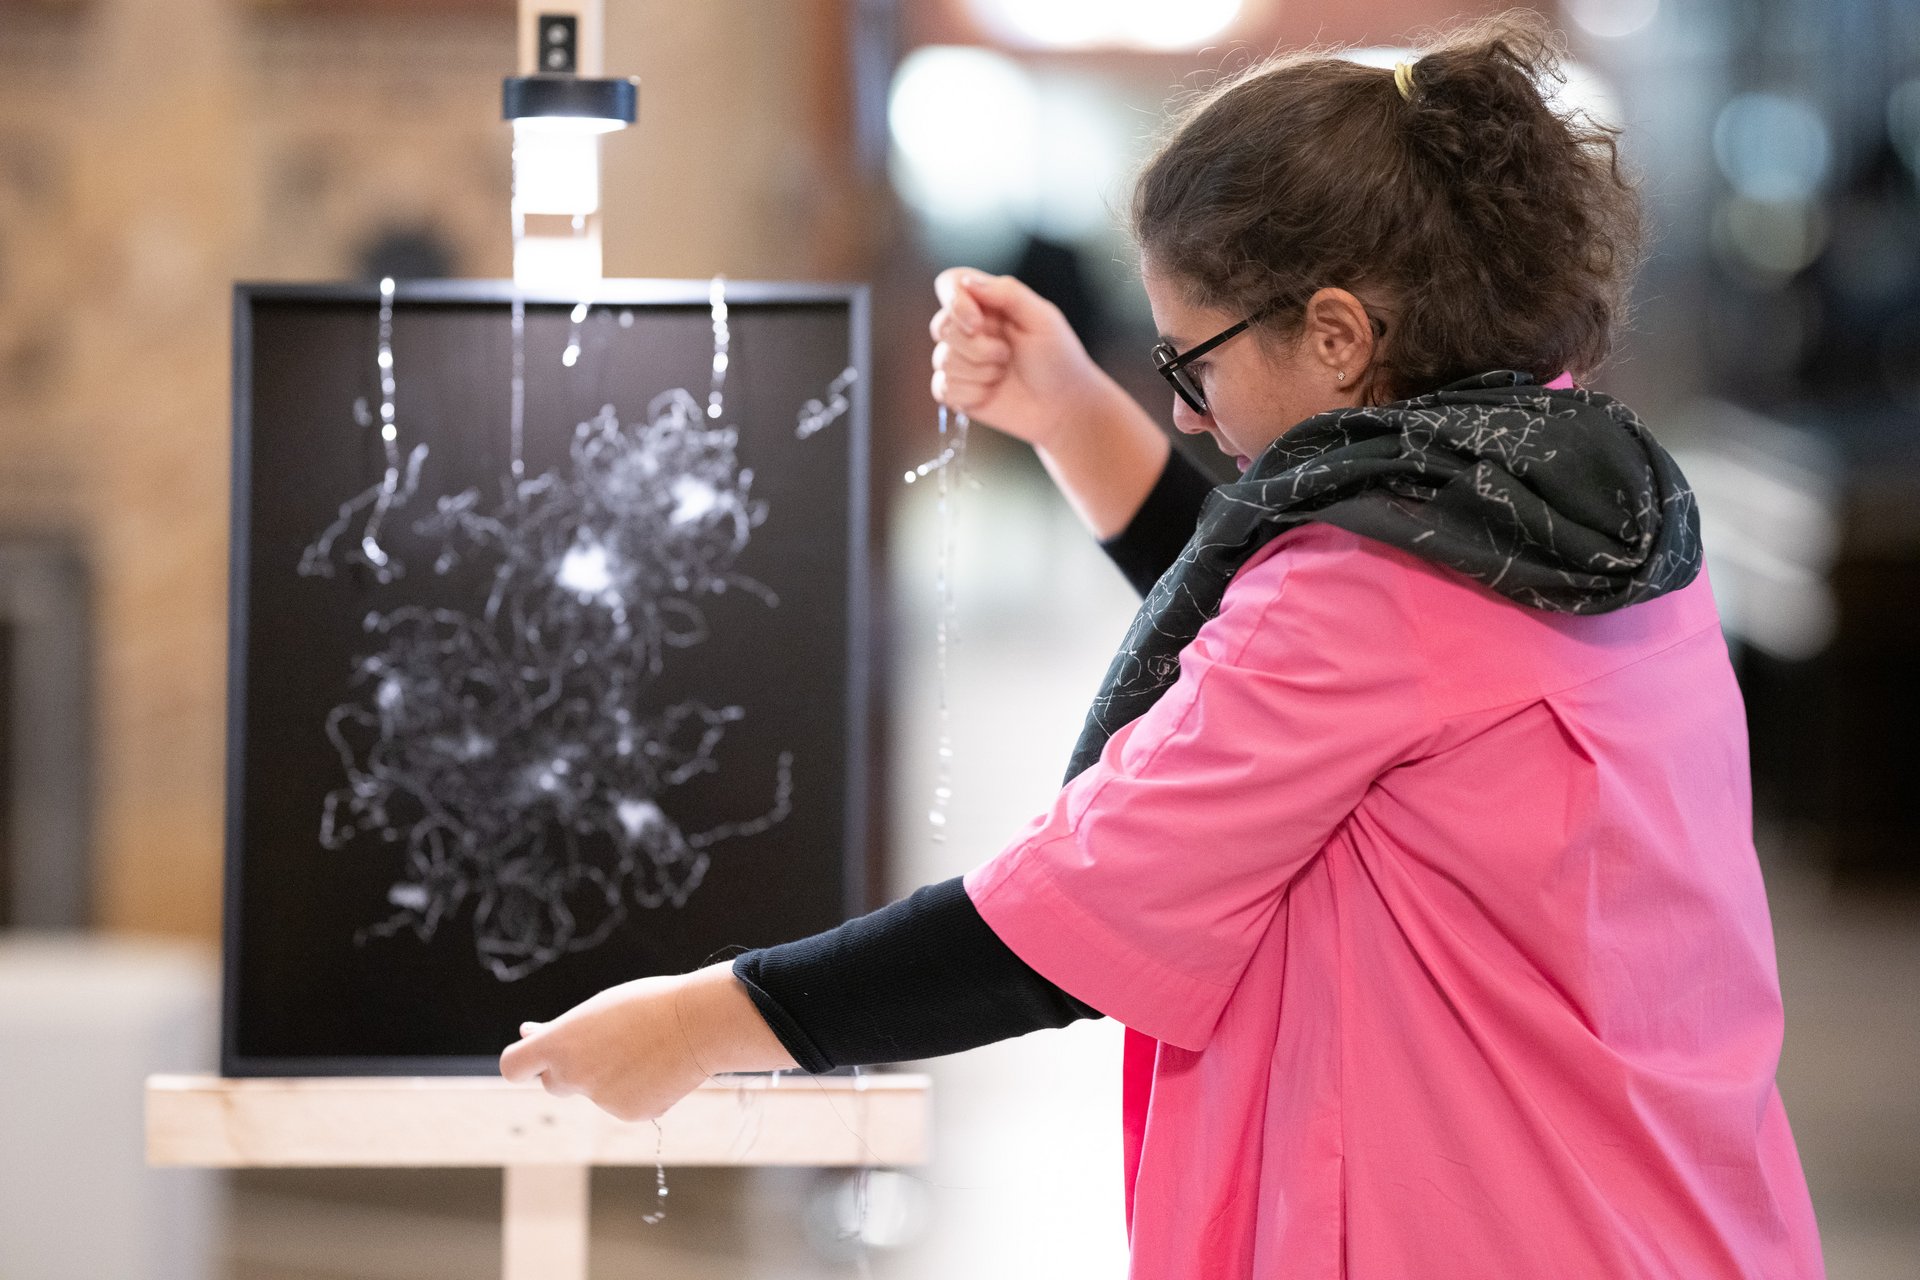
[[1064, 371, 1703, 782]]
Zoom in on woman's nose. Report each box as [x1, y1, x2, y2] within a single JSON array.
[[1171, 397, 1213, 436]]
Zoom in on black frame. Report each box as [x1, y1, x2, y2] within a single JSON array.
[[221, 278, 872, 1076], [1152, 312, 1266, 416]]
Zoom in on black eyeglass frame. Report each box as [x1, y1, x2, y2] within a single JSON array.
[[1151, 301, 1287, 416], [1151, 301, 1386, 416]]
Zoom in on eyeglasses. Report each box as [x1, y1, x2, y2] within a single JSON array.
[[1152, 302, 1387, 416], [1151, 305, 1276, 416]]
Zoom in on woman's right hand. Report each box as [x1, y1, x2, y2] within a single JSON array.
[[929, 268, 1113, 452]]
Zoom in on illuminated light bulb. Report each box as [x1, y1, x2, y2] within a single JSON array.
[[512, 122, 601, 217]]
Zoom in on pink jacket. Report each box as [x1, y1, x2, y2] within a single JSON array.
[[965, 521, 1825, 1278]]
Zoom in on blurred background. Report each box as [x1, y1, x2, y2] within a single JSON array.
[[0, 0, 1914, 1275]]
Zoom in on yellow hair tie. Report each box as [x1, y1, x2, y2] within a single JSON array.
[[1393, 60, 1416, 102]]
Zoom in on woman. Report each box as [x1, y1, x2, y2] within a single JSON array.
[[502, 15, 1826, 1277]]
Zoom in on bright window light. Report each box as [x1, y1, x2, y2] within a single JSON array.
[[887, 47, 1132, 241], [888, 46, 1039, 224], [1562, 0, 1659, 40], [1714, 93, 1832, 203], [967, 0, 1242, 51]]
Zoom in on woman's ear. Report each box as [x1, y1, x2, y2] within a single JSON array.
[[1301, 288, 1376, 394]]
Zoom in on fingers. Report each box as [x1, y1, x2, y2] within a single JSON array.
[[498, 1031, 547, 1084], [929, 319, 1012, 414], [932, 266, 978, 319], [929, 298, 985, 345], [501, 1034, 573, 1100], [948, 281, 985, 336], [930, 268, 1006, 342], [932, 335, 1011, 380], [932, 369, 997, 413]]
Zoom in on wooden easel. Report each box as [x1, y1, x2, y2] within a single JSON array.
[[146, 1073, 930, 1280]]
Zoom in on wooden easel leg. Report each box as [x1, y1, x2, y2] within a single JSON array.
[[503, 1163, 590, 1280]]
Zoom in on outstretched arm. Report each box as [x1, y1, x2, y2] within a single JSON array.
[[498, 878, 1097, 1123]]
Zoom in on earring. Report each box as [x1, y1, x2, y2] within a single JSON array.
[[1336, 370, 1346, 383]]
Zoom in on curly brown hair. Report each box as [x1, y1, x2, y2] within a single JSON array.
[[1131, 10, 1643, 403]]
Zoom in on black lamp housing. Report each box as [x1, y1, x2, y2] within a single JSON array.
[[502, 75, 640, 129]]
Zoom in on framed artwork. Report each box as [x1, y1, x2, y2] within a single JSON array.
[[223, 279, 869, 1075]]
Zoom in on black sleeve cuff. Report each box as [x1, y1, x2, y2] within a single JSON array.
[[1099, 447, 1216, 597], [731, 876, 1102, 1073]]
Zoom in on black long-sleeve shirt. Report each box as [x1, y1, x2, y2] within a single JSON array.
[[732, 447, 1215, 1071]]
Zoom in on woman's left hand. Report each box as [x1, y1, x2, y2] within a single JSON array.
[[500, 962, 800, 1122], [499, 974, 708, 1123]]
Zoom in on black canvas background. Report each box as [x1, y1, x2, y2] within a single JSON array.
[[228, 286, 861, 1070]]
